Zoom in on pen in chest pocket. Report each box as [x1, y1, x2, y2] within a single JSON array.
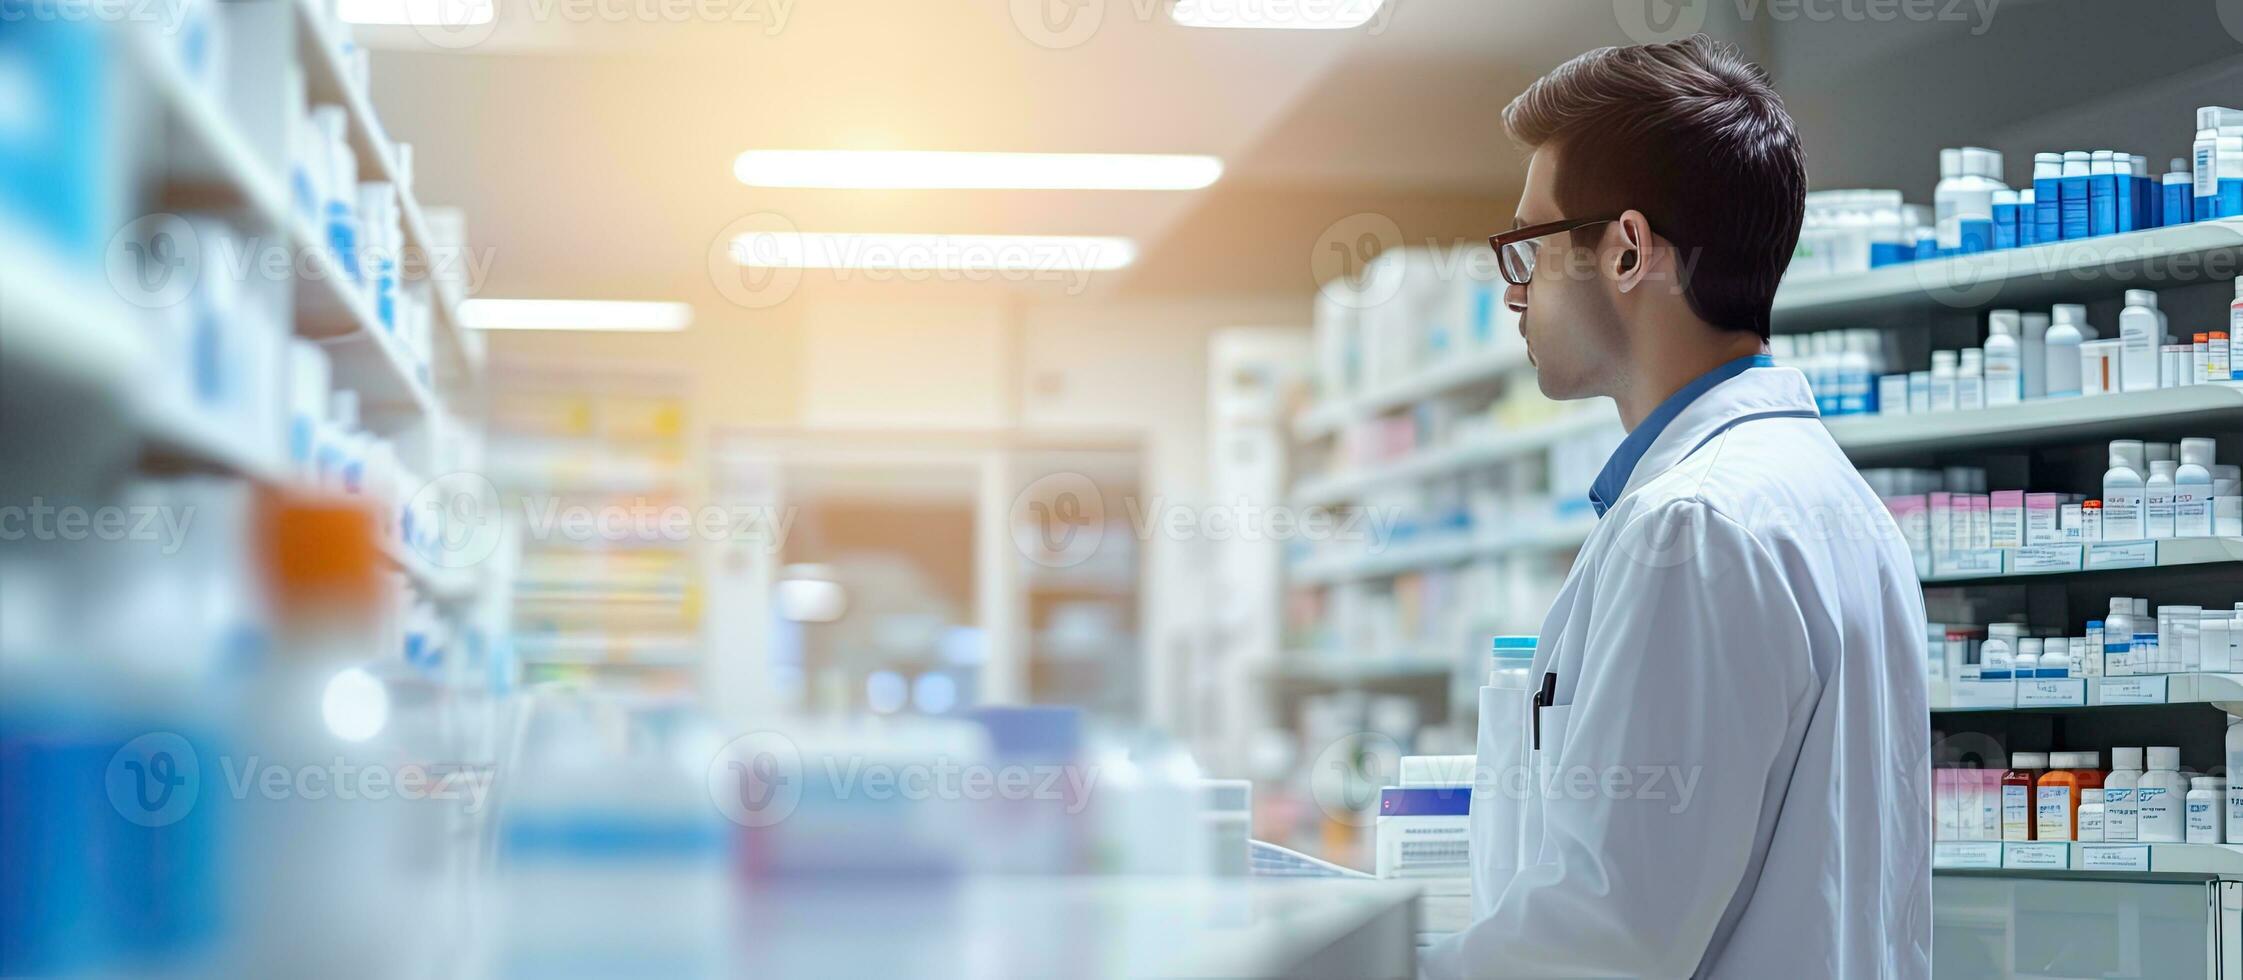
[[1532, 671, 1558, 750]]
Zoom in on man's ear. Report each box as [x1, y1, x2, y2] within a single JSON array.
[[1610, 209, 1653, 294]]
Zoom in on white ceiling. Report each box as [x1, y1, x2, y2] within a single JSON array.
[[358, 1, 1649, 305]]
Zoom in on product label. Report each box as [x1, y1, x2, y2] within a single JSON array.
[[2087, 541, 2158, 570], [2002, 842, 2071, 870], [2036, 785, 2074, 840], [2104, 786, 2138, 841], [2175, 491, 2211, 536], [2228, 786, 2243, 838], [2188, 797, 2218, 840], [2103, 491, 2145, 541], [2099, 676, 2168, 704], [2002, 785, 2032, 840], [2079, 844, 2150, 871], [1933, 841, 2004, 869], [2138, 786, 2179, 840], [2013, 546, 2084, 573], [2017, 679, 2086, 707], [1939, 549, 2005, 578]]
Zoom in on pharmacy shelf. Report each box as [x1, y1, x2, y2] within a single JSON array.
[[1290, 516, 1598, 586], [1929, 672, 2243, 713], [0, 231, 150, 403], [1932, 842, 2243, 880], [294, 220, 444, 423], [513, 634, 700, 667], [1292, 346, 1528, 440], [125, 27, 293, 230], [136, 401, 287, 483], [1291, 410, 1614, 507], [1269, 654, 1459, 685], [381, 538, 479, 604], [1829, 383, 2243, 463], [290, 0, 479, 379], [1920, 536, 2243, 586], [1772, 218, 2243, 331]]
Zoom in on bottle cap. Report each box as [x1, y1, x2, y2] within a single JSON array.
[[2053, 304, 2087, 327], [2112, 747, 2144, 770], [2111, 596, 2132, 615], [2074, 751, 2099, 768], [2151, 460, 2178, 478], [1988, 309, 2020, 333], [2135, 598, 2149, 615], [2084, 500, 2101, 509], [1932, 349, 1957, 369], [2012, 752, 2049, 769], [2087, 620, 2104, 629], [2083, 789, 2104, 804], [2194, 776, 2225, 791], [2125, 289, 2158, 308], [2182, 438, 2216, 466], [2197, 333, 2212, 343], [2149, 746, 2181, 770], [2110, 439, 2145, 470], [1940, 148, 1961, 178]]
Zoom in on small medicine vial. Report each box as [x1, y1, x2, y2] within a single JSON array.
[[2188, 777, 2226, 844], [2077, 789, 2106, 842]]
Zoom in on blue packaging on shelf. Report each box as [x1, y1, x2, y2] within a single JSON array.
[[2088, 165, 2117, 237], [2164, 176, 2194, 226], [1992, 199, 2020, 249], [0, 15, 117, 264], [2060, 175, 2091, 239], [2033, 178, 2061, 241]]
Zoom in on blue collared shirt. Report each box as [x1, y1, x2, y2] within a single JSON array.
[[1587, 354, 1773, 518]]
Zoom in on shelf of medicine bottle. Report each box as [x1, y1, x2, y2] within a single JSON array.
[[290, 0, 480, 381], [292, 221, 444, 426], [1269, 654, 1460, 686], [1828, 384, 2243, 463], [1288, 517, 1598, 586], [125, 24, 295, 234], [380, 537, 481, 604], [1930, 672, 2243, 712], [1918, 537, 2243, 586], [1932, 842, 2243, 880], [1771, 217, 2243, 331], [1291, 410, 1612, 506], [1292, 346, 1529, 441]]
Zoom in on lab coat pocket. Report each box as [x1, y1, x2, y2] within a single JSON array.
[[1470, 685, 1532, 920], [1533, 703, 1572, 800]]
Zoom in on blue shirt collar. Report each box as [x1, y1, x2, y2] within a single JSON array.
[[1588, 354, 1772, 518]]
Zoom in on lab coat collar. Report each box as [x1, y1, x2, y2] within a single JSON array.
[[1606, 359, 1821, 511], [1588, 354, 1773, 518]]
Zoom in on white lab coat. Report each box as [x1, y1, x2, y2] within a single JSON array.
[[1421, 365, 1931, 979]]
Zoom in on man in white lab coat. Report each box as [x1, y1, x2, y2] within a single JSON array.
[[1421, 35, 1931, 978]]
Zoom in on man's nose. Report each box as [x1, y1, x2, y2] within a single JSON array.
[[1505, 282, 1528, 315]]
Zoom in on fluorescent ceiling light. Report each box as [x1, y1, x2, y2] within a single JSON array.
[[459, 299, 693, 332], [1170, 0, 1384, 29], [731, 233, 1137, 271], [337, 0, 493, 25], [733, 151, 1222, 190]]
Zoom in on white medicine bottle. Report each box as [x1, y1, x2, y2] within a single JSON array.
[[2175, 438, 2215, 538], [2146, 459, 2178, 540], [1984, 316, 2021, 406], [2077, 788, 2106, 842], [2137, 746, 2188, 843], [2104, 746, 2143, 842], [1488, 636, 1536, 689], [2118, 290, 2164, 393], [2044, 305, 2086, 397], [2229, 717, 2243, 844], [1929, 349, 1959, 412], [2188, 777, 2225, 844], [1957, 348, 1985, 411], [2104, 440, 2148, 541]]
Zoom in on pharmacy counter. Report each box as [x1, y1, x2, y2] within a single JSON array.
[[487, 869, 1422, 979]]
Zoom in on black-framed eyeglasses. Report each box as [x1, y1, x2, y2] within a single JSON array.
[[1488, 216, 1620, 286]]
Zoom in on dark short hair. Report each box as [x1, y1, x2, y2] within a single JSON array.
[[1504, 34, 1804, 340]]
